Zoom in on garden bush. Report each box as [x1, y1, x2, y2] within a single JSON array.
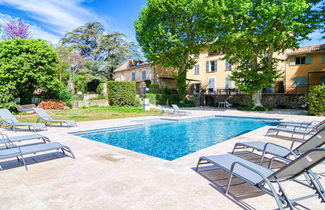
[[145, 93, 179, 105], [73, 74, 88, 93], [44, 80, 72, 106], [0, 38, 60, 104], [107, 81, 136, 106], [96, 83, 105, 95], [0, 102, 18, 113], [148, 84, 160, 93], [308, 84, 325, 115]]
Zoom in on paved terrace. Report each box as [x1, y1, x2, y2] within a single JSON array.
[[0, 108, 324, 210]]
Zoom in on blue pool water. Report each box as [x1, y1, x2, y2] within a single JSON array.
[[71, 116, 280, 161]]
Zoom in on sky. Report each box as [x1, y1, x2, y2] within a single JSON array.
[[0, 0, 323, 47]]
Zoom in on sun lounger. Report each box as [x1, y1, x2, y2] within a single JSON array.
[[33, 108, 77, 127], [0, 132, 50, 148], [196, 148, 325, 210], [278, 119, 325, 129], [0, 140, 75, 170], [232, 129, 325, 165], [171, 104, 191, 115], [0, 109, 46, 132], [158, 105, 174, 114], [266, 120, 325, 139]]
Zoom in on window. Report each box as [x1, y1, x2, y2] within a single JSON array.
[[194, 64, 200, 75], [194, 54, 200, 59], [208, 77, 216, 93], [323, 53, 325, 63], [131, 72, 136, 81], [295, 56, 306, 65], [225, 60, 231, 71], [290, 54, 312, 65], [142, 71, 146, 80], [293, 77, 308, 87], [206, 60, 217, 72], [225, 77, 232, 89], [192, 83, 201, 93], [320, 76, 325, 85], [120, 73, 125, 81]]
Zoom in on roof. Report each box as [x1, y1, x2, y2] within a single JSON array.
[[287, 44, 325, 55], [114, 60, 150, 72]]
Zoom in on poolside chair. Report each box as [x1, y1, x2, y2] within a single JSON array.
[[196, 148, 325, 210], [0, 109, 46, 132], [232, 129, 325, 165], [158, 105, 174, 114], [266, 120, 325, 140], [0, 139, 75, 170], [33, 108, 77, 127], [0, 132, 50, 148], [278, 119, 325, 129], [171, 104, 191, 115]]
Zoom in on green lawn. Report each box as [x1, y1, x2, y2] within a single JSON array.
[[16, 106, 162, 122]]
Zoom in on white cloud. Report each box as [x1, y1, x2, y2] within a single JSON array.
[[0, 0, 107, 43], [0, 13, 61, 44]]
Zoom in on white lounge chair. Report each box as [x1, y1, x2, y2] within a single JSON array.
[[0, 109, 46, 132], [0, 140, 75, 170], [196, 148, 325, 210], [171, 104, 191, 115], [158, 105, 174, 114], [33, 108, 77, 127]]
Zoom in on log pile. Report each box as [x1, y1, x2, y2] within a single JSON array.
[[38, 99, 66, 110]]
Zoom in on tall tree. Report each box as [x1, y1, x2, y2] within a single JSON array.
[[135, 0, 212, 100], [202, 0, 321, 106], [4, 18, 30, 40], [60, 22, 135, 80]]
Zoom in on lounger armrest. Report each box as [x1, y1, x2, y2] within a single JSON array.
[[267, 155, 293, 169], [263, 142, 294, 156], [230, 161, 270, 182], [3, 119, 14, 124], [41, 117, 52, 121]]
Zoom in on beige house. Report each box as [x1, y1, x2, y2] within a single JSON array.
[[285, 44, 325, 93], [114, 60, 177, 95]]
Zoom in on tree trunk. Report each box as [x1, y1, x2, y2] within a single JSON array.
[[252, 89, 263, 107], [68, 72, 75, 94]]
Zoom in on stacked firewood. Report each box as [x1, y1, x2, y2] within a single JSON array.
[[38, 100, 66, 110]]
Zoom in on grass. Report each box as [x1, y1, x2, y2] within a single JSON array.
[[16, 106, 162, 122]]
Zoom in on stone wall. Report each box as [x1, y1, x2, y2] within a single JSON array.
[[192, 93, 308, 109], [72, 99, 109, 108]]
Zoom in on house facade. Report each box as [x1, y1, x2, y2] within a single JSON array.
[[186, 51, 286, 94], [114, 60, 177, 95], [285, 44, 325, 93]]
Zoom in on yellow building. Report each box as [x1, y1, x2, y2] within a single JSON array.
[[285, 44, 325, 93], [187, 51, 286, 94], [114, 60, 177, 95]]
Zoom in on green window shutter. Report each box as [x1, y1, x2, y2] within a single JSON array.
[[214, 60, 218, 71], [289, 56, 295, 65], [306, 54, 312, 64], [293, 77, 308, 87], [323, 53, 325, 63], [206, 61, 209, 72]]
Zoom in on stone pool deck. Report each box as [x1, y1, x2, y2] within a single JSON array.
[[0, 108, 324, 210]]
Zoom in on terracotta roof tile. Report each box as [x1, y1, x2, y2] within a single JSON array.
[[287, 44, 325, 55]]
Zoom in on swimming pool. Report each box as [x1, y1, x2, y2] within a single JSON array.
[[71, 116, 280, 161]]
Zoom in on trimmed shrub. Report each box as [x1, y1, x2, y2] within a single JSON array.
[[148, 84, 160, 93], [96, 83, 105, 95], [145, 93, 179, 105], [107, 81, 136, 106], [308, 84, 325, 115]]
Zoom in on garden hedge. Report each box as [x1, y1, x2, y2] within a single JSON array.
[[145, 93, 178, 105], [107, 81, 136, 106], [308, 84, 325, 115]]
